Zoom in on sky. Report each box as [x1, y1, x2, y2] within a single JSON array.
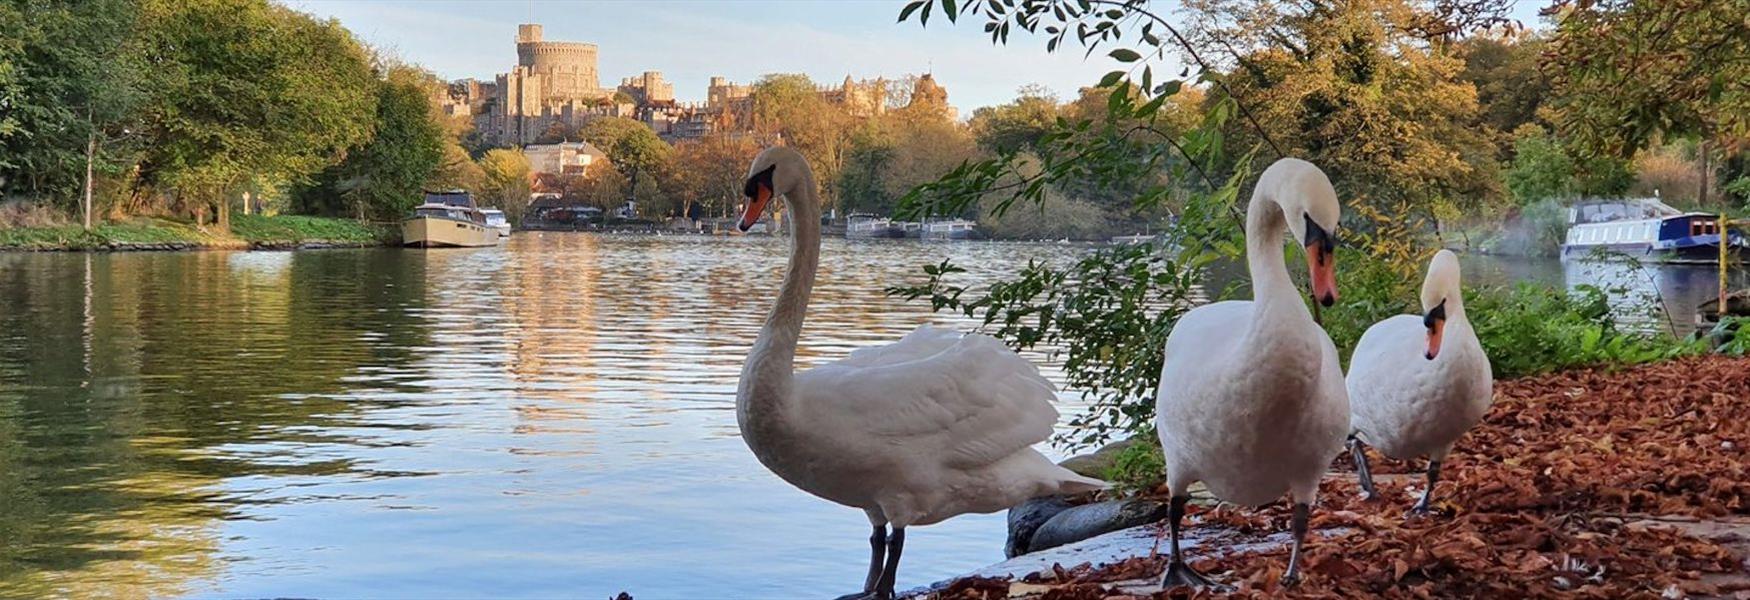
[[280, 0, 1123, 113]]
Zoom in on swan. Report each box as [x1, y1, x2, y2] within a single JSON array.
[[1345, 249, 1493, 513], [1154, 157, 1349, 589], [733, 147, 1105, 600]]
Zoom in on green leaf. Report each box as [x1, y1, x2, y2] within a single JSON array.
[[942, 0, 958, 21], [1098, 70, 1125, 88], [1109, 48, 1142, 62], [898, 1, 925, 22]]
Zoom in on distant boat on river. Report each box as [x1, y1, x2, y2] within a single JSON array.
[[480, 209, 512, 239], [402, 191, 501, 248], [921, 219, 981, 240], [1561, 198, 1747, 264], [845, 213, 905, 239]]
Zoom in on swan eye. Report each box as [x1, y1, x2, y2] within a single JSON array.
[[1302, 213, 1335, 255], [1423, 300, 1447, 330], [744, 165, 777, 198]]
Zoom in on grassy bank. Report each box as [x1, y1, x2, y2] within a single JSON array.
[[0, 215, 397, 251]]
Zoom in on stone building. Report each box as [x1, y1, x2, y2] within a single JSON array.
[[618, 71, 675, 106], [524, 141, 609, 177], [819, 75, 888, 118], [439, 23, 954, 147]]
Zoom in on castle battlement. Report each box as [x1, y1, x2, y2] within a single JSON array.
[[446, 23, 948, 146]]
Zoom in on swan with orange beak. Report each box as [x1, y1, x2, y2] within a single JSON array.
[[1346, 249, 1494, 514]]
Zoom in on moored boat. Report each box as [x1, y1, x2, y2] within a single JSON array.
[[1561, 198, 1746, 264], [922, 219, 981, 240], [403, 191, 501, 248], [845, 213, 904, 239], [481, 208, 512, 238]]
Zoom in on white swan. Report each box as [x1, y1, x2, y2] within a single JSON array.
[[1346, 249, 1493, 513], [1154, 157, 1349, 588], [733, 147, 1105, 600]]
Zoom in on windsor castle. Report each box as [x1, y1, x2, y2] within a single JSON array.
[[440, 23, 954, 147]]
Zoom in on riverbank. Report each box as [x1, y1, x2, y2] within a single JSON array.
[[923, 355, 1750, 598], [0, 215, 397, 251]]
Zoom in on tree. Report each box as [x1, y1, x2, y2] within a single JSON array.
[[0, 0, 143, 221], [477, 149, 531, 224], [1504, 124, 1632, 205], [1547, 0, 1750, 206], [132, 0, 377, 229], [579, 116, 671, 208], [1457, 33, 1548, 142], [667, 134, 761, 219], [294, 66, 447, 220], [1211, 0, 1499, 215], [751, 74, 853, 211], [968, 87, 1061, 154], [841, 106, 976, 216]]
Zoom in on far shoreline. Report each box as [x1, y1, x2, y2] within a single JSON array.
[[0, 215, 399, 253]]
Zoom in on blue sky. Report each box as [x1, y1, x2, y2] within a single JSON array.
[[282, 1, 1547, 113], [281, 0, 1119, 112]]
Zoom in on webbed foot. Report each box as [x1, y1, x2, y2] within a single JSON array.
[[1160, 560, 1230, 590]]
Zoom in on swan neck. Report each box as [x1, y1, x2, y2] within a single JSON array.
[[1244, 190, 1299, 308], [745, 180, 822, 390]]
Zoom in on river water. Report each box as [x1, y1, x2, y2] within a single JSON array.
[[0, 234, 1736, 598]]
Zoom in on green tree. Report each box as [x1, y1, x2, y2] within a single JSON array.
[[477, 149, 531, 224], [295, 66, 446, 220], [1506, 124, 1633, 204], [968, 86, 1061, 154], [131, 0, 377, 230], [579, 116, 671, 207], [1547, 0, 1750, 207], [0, 0, 143, 220], [1458, 33, 1548, 142]]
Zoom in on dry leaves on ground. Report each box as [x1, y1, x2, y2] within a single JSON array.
[[932, 355, 1750, 599]]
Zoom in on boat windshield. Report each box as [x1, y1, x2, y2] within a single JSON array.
[[414, 205, 473, 221], [1571, 198, 1685, 224]]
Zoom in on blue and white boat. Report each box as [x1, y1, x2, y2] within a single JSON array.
[[1561, 198, 1746, 264]]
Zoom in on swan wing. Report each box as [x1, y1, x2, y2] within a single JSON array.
[[795, 327, 1060, 469], [829, 324, 965, 368]]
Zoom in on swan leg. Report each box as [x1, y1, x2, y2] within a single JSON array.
[[871, 527, 905, 600], [1280, 501, 1310, 587], [1410, 459, 1442, 515], [1158, 495, 1223, 589], [831, 521, 888, 600], [1349, 434, 1377, 500]]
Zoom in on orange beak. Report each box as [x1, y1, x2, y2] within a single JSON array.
[[1425, 319, 1445, 360], [1305, 243, 1338, 307], [1423, 300, 1447, 360], [738, 183, 771, 232]]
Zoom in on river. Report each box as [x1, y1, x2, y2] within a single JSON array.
[[0, 233, 1736, 598]]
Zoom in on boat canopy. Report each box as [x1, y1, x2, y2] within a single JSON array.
[[1568, 198, 1684, 224], [423, 190, 478, 209]]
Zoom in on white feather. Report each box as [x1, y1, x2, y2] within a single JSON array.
[[1347, 250, 1494, 461]]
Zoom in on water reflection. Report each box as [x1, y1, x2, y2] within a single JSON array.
[[0, 237, 1092, 598], [0, 238, 1736, 598]]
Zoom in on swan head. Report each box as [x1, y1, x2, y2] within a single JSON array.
[[738, 146, 813, 232], [1273, 160, 1341, 307], [1420, 249, 1461, 360]]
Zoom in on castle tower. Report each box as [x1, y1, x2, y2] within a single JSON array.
[[514, 23, 603, 99]]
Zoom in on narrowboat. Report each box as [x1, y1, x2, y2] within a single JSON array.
[[402, 191, 501, 248], [845, 213, 904, 239], [1561, 198, 1746, 264], [922, 219, 981, 240]]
